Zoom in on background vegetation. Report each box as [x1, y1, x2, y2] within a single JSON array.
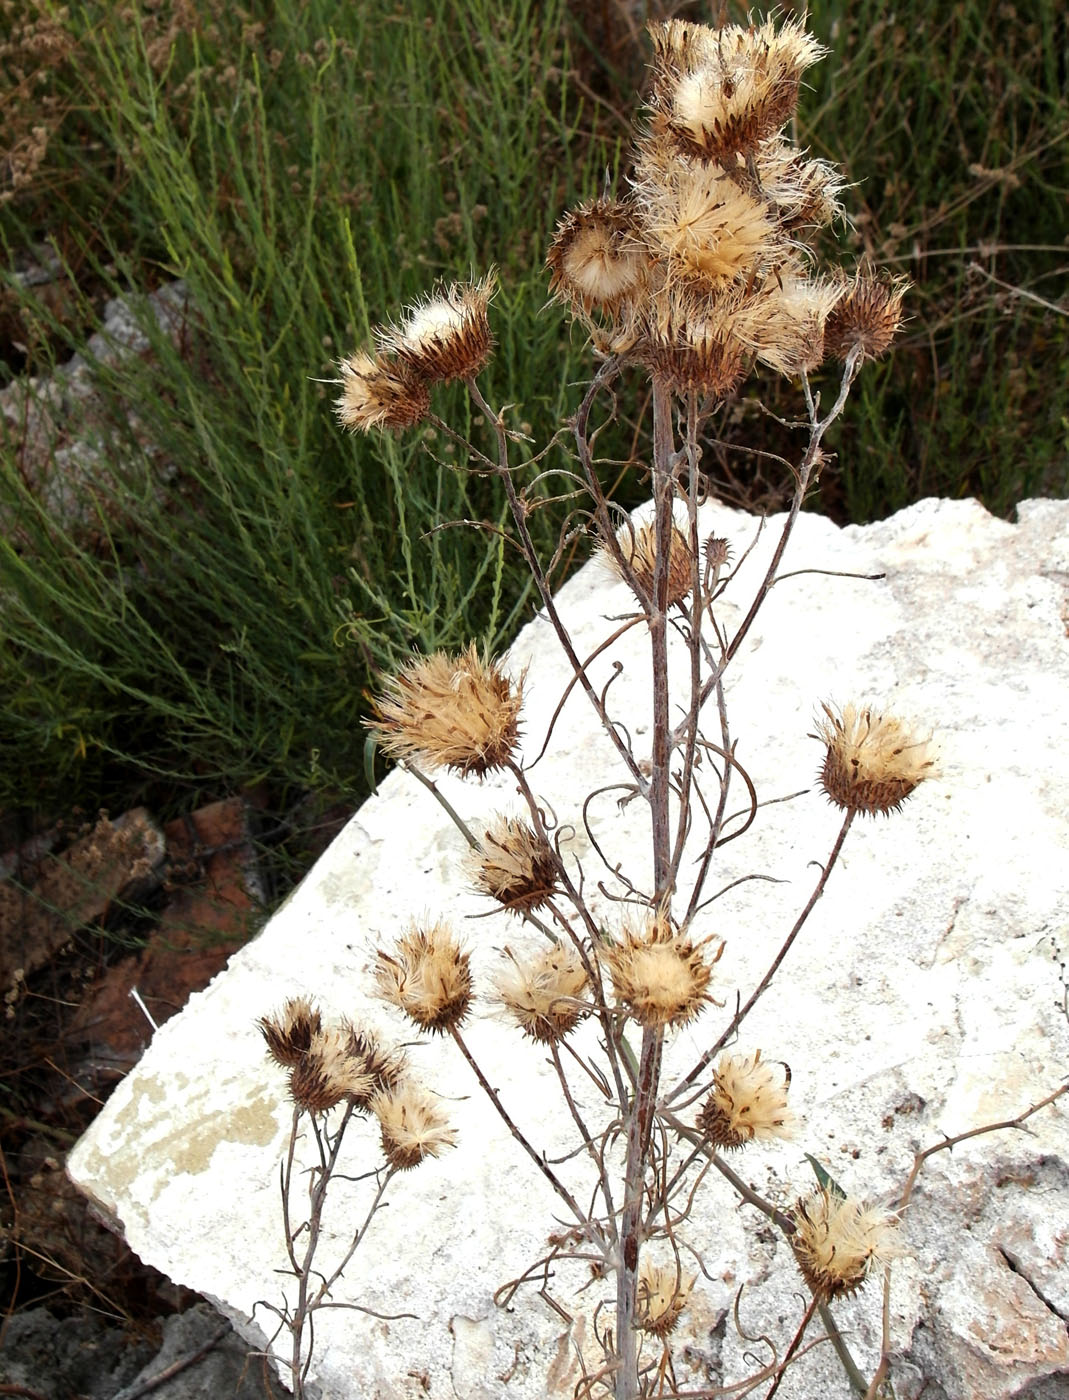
[[1, 0, 1065, 844]]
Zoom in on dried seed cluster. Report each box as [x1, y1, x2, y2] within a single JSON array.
[[699, 1049, 795, 1149], [637, 1259, 695, 1337], [369, 643, 522, 778], [334, 272, 496, 433], [814, 702, 935, 816], [376, 920, 473, 1034], [470, 815, 560, 914], [792, 1188, 904, 1300], [260, 1000, 454, 1170], [546, 16, 905, 396], [604, 517, 695, 608], [604, 914, 722, 1029], [494, 942, 591, 1043], [259, 998, 403, 1115]]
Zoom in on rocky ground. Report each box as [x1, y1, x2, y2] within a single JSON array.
[[1, 793, 347, 1399]]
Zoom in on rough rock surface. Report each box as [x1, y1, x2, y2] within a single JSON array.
[[69, 496, 1069, 1400]]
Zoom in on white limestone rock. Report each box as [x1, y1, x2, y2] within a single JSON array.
[[69, 496, 1069, 1400]]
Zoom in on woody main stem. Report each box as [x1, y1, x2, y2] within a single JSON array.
[[615, 379, 678, 1398]]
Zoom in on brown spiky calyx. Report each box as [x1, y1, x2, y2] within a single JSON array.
[[607, 517, 695, 608], [259, 996, 323, 1068], [637, 1260, 695, 1337], [814, 702, 935, 817], [370, 644, 523, 778], [287, 1025, 375, 1114], [698, 1050, 795, 1149], [546, 197, 648, 316], [792, 1188, 904, 1300], [823, 272, 909, 363], [376, 921, 472, 1034], [471, 815, 559, 915]]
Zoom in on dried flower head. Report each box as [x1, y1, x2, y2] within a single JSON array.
[[376, 921, 472, 1034], [655, 18, 825, 163], [470, 815, 559, 914], [334, 349, 430, 432], [792, 1188, 905, 1300], [635, 160, 776, 289], [546, 197, 648, 315], [372, 1083, 456, 1170], [342, 1023, 407, 1104], [370, 643, 523, 777], [379, 272, 496, 382], [495, 942, 591, 1043], [698, 1050, 795, 1149], [635, 286, 749, 398], [814, 702, 935, 817], [288, 1026, 375, 1114], [637, 1259, 696, 1337], [604, 517, 695, 608], [823, 272, 909, 363], [603, 914, 721, 1029], [259, 996, 323, 1068], [732, 272, 844, 375]]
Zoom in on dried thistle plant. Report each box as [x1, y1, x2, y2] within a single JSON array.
[[272, 12, 1066, 1397], [255, 1000, 453, 1399]]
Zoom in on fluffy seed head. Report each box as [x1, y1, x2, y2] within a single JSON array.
[[657, 19, 826, 163], [259, 996, 323, 1068], [379, 272, 496, 382], [814, 702, 935, 816], [547, 198, 648, 316], [495, 942, 591, 1043], [603, 914, 721, 1029], [470, 815, 559, 915], [732, 272, 844, 375], [792, 1189, 905, 1300], [373, 1083, 456, 1170], [637, 1259, 696, 1337], [823, 272, 909, 363], [606, 517, 694, 607], [376, 921, 473, 1034], [698, 1050, 795, 1149], [334, 349, 430, 432], [369, 643, 523, 777], [287, 1025, 375, 1114], [636, 160, 776, 289]]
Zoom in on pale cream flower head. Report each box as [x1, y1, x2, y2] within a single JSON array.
[[378, 272, 496, 383], [635, 159, 777, 289], [376, 921, 472, 1034], [546, 197, 648, 317], [698, 1049, 796, 1149], [470, 815, 559, 915], [659, 18, 826, 163], [494, 941, 591, 1043], [792, 1188, 906, 1300], [372, 1082, 456, 1171], [370, 643, 523, 778], [637, 1258, 696, 1337], [604, 913, 722, 1030], [814, 702, 936, 817], [286, 1025, 375, 1115], [334, 349, 430, 433]]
